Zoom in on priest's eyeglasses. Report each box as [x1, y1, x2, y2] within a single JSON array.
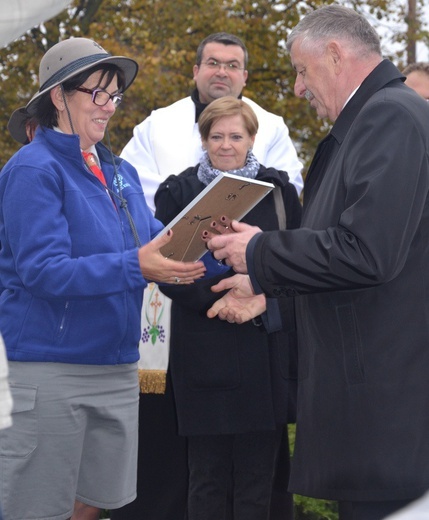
[[201, 59, 244, 72], [75, 87, 123, 107]]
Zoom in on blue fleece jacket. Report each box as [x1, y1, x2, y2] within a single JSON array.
[[0, 127, 163, 365]]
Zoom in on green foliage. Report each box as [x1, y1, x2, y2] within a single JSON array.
[[295, 497, 338, 520], [288, 424, 338, 520]]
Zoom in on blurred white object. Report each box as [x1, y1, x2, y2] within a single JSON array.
[[384, 492, 429, 519], [0, 0, 71, 47], [0, 334, 12, 430]]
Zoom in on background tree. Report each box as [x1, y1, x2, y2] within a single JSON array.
[[1, 0, 427, 171]]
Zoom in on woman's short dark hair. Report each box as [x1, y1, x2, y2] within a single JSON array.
[[35, 64, 126, 128]]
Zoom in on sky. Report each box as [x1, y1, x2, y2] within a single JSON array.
[[363, 0, 429, 63], [417, 3, 429, 61]]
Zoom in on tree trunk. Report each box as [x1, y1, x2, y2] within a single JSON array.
[[406, 0, 417, 64]]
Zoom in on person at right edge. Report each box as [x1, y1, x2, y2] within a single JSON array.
[[402, 62, 429, 101], [155, 96, 301, 520], [204, 5, 429, 520]]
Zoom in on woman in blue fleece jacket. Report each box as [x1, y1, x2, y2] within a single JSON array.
[[0, 38, 205, 520]]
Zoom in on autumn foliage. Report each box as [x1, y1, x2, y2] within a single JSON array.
[[0, 0, 427, 170]]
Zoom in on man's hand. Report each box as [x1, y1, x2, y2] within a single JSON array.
[[207, 274, 267, 324], [203, 220, 262, 274]]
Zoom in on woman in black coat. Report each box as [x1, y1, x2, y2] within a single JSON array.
[[154, 96, 301, 520]]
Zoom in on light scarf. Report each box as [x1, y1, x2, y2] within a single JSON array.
[[197, 150, 260, 186]]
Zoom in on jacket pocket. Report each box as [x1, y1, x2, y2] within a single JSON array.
[[336, 304, 365, 384], [0, 383, 38, 458]]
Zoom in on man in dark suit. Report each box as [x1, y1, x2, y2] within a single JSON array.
[[205, 5, 429, 520]]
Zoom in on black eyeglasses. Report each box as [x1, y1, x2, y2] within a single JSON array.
[[75, 87, 123, 107]]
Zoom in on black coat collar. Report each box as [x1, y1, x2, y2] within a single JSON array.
[[303, 59, 405, 207], [331, 59, 405, 144]]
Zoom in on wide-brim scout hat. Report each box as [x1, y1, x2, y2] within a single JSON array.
[[26, 37, 138, 115], [8, 106, 31, 145]]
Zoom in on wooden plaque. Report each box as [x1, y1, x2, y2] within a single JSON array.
[[159, 172, 274, 262]]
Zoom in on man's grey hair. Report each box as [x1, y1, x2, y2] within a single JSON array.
[[286, 5, 381, 58]]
